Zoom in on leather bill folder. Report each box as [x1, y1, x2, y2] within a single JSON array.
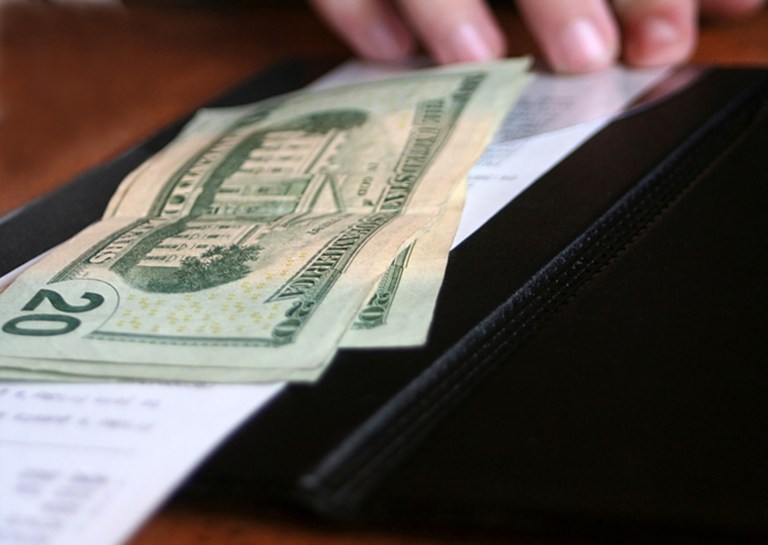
[[2, 60, 767, 543]]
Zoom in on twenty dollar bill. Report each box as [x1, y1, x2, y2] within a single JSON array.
[[0, 60, 530, 382]]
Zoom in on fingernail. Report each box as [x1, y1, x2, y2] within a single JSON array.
[[642, 17, 680, 46], [448, 22, 497, 63], [630, 16, 690, 66], [557, 18, 614, 72], [366, 22, 411, 61]]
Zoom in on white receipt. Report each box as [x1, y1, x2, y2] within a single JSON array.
[[456, 66, 670, 245], [1, 60, 674, 545], [0, 382, 282, 545]]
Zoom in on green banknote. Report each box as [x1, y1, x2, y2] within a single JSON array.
[[0, 59, 530, 382], [339, 177, 466, 348]]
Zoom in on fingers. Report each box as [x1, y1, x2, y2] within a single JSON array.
[[310, 0, 764, 73], [613, 0, 765, 68], [395, 0, 507, 64], [516, 0, 620, 73], [308, 0, 415, 62], [613, 0, 698, 67], [308, 0, 506, 64]]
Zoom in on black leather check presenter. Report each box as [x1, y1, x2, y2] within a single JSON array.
[[2, 60, 767, 543]]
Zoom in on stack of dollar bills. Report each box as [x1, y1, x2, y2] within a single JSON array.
[[0, 60, 530, 383]]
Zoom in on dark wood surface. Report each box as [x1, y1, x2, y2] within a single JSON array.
[[1, 3, 766, 544]]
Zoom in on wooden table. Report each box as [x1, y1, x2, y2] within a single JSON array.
[[1, 3, 766, 544]]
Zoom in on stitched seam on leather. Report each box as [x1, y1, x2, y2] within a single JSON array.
[[313, 143, 722, 501], [308, 87, 764, 507], [300, 75, 768, 514]]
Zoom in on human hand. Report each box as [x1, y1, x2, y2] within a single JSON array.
[[308, 0, 765, 72]]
